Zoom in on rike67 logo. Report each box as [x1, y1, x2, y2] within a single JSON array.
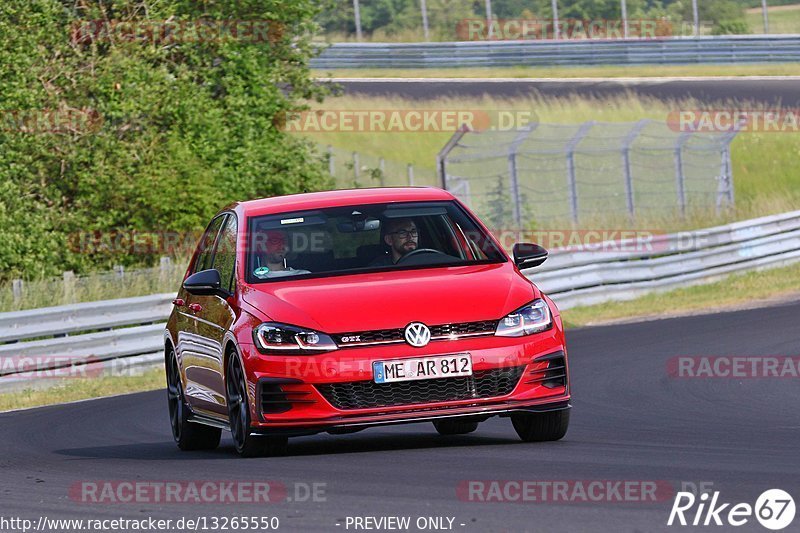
[[668, 489, 795, 530]]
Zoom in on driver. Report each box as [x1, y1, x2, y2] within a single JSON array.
[[253, 230, 310, 278], [370, 218, 419, 266]]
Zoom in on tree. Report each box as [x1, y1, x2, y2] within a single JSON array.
[[0, 0, 333, 278]]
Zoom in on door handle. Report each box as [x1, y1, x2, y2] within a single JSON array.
[[188, 303, 203, 313], [172, 298, 185, 307]]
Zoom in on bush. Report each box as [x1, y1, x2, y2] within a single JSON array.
[[0, 0, 333, 280], [712, 20, 751, 35]]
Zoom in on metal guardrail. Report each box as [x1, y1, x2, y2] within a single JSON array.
[[2, 209, 800, 388], [529, 209, 800, 308], [0, 293, 174, 344], [538, 209, 800, 271], [311, 35, 800, 68]]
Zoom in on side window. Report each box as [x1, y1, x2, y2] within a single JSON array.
[[213, 214, 237, 294], [193, 215, 226, 274]]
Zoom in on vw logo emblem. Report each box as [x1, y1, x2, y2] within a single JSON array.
[[404, 322, 431, 348]]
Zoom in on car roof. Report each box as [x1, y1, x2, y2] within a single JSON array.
[[234, 187, 456, 218]]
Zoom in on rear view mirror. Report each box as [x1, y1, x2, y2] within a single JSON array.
[[183, 269, 225, 296], [513, 243, 548, 269], [337, 215, 380, 233]]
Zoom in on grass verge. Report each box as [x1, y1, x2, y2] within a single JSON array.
[[0, 367, 164, 412], [745, 3, 800, 34], [0, 259, 189, 313], [314, 64, 800, 79], [561, 261, 800, 328], [3, 262, 800, 412]]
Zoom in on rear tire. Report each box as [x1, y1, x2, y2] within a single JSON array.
[[226, 353, 288, 458], [511, 409, 570, 442], [166, 347, 221, 451], [433, 418, 479, 435]]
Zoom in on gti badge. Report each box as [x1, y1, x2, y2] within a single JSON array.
[[404, 322, 431, 347]]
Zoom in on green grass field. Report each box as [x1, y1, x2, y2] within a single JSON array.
[[0, 260, 188, 313], [300, 93, 800, 232], [745, 3, 800, 34], [561, 261, 800, 327], [0, 367, 164, 412]]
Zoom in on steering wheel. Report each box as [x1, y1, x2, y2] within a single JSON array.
[[396, 248, 447, 264]]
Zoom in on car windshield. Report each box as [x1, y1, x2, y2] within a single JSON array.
[[246, 201, 505, 282]]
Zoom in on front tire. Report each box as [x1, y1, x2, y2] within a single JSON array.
[[226, 353, 288, 458], [166, 347, 221, 451], [511, 409, 570, 442]]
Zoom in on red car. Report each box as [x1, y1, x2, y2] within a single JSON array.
[[165, 187, 570, 456]]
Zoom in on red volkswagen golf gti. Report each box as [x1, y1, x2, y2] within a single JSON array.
[[165, 187, 570, 456]]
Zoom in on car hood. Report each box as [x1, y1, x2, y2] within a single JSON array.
[[240, 263, 538, 333]]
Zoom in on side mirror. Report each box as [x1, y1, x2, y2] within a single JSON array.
[[183, 269, 225, 297], [513, 243, 548, 269]]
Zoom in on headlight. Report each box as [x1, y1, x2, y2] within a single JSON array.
[[495, 299, 552, 337], [253, 322, 339, 354]]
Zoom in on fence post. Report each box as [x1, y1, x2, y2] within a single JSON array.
[[407, 163, 415, 186], [63, 271, 75, 303], [160, 256, 172, 287], [621, 120, 649, 219], [725, 147, 735, 206], [114, 264, 125, 278], [12, 279, 23, 302], [436, 125, 468, 189], [507, 125, 536, 232], [327, 145, 335, 176], [378, 157, 386, 186], [674, 132, 690, 217], [716, 148, 735, 213], [565, 121, 595, 224], [722, 128, 739, 207], [352, 151, 360, 186]]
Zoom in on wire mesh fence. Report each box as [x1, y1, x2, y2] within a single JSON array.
[[437, 120, 738, 229], [2, 258, 186, 313], [323, 145, 438, 189]]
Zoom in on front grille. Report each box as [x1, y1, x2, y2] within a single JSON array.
[[335, 328, 404, 344], [333, 320, 497, 347], [316, 366, 525, 410], [430, 320, 498, 337]]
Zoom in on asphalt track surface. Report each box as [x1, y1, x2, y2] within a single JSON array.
[[332, 77, 800, 106], [2, 300, 798, 532]]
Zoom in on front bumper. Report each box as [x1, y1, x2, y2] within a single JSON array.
[[239, 320, 570, 433]]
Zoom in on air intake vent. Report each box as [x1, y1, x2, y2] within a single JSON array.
[[525, 351, 567, 389], [258, 379, 314, 416]]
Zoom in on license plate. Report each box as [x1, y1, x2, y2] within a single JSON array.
[[373, 354, 472, 384]]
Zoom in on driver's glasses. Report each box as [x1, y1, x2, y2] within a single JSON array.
[[391, 229, 418, 239]]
